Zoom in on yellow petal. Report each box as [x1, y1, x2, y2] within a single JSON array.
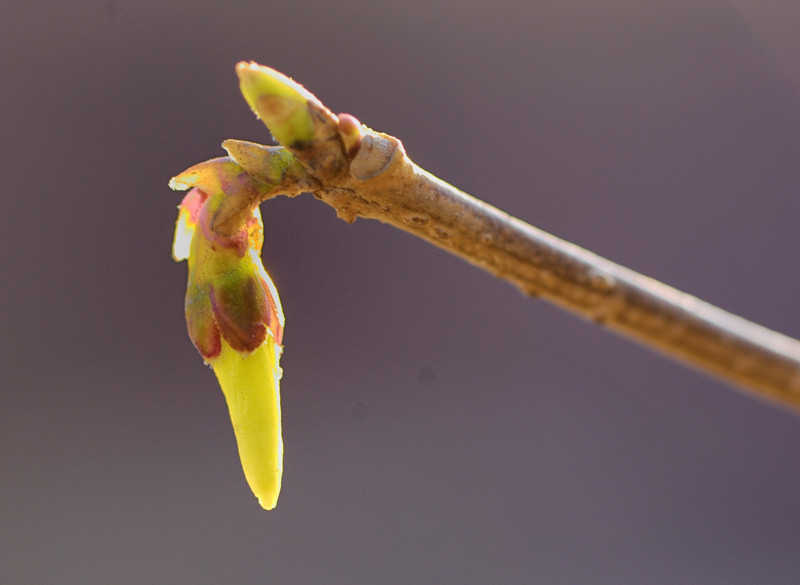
[[210, 336, 284, 509]]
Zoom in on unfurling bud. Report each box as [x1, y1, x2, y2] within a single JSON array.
[[171, 157, 285, 509], [172, 179, 283, 358]]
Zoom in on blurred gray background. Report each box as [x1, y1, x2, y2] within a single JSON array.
[[3, 0, 800, 583]]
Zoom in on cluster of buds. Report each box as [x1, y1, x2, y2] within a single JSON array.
[[171, 62, 371, 509]]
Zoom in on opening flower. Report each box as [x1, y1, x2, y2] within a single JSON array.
[[172, 157, 285, 510]]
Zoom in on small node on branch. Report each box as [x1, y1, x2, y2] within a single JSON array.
[[337, 113, 363, 157]]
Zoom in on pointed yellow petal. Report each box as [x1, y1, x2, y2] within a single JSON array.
[[210, 336, 284, 509]]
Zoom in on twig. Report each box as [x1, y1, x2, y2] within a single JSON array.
[[173, 62, 800, 414]]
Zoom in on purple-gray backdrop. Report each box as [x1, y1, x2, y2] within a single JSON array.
[[3, 0, 800, 583]]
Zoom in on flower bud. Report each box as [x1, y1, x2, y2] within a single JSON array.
[[172, 158, 285, 508]]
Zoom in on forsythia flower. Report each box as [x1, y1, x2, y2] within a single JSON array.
[[172, 158, 285, 510]]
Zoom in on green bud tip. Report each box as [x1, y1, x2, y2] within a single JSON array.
[[236, 61, 318, 147]]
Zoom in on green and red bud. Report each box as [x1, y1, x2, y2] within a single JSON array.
[[171, 159, 284, 361]]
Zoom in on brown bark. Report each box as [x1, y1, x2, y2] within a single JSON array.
[[223, 128, 800, 413]]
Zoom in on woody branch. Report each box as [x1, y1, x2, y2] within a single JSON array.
[[172, 62, 800, 414]]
